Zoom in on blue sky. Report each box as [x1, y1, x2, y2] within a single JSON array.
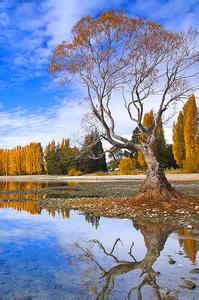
[[0, 0, 198, 148]]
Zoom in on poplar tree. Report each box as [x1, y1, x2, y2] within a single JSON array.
[[59, 138, 79, 173], [183, 95, 198, 172], [44, 140, 61, 174], [172, 111, 185, 168], [33, 143, 43, 174]]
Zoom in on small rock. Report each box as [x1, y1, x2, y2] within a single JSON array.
[[159, 288, 170, 295], [195, 206, 199, 210], [180, 280, 196, 290], [190, 268, 199, 274], [187, 225, 194, 229], [168, 258, 176, 265], [154, 271, 160, 276]]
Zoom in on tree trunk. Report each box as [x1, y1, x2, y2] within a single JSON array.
[[139, 145, 182, 199]]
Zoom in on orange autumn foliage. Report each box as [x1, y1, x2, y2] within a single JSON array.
[[172, 95, 199, 172], [177, 228, 197, 264], [137, 111, 154, 169], [0, 143, 43, 175], [119, 157, 137, 174], [49, 10, 178, 81]]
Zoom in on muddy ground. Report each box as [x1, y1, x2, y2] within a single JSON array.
[[0, 180, 198, 197]]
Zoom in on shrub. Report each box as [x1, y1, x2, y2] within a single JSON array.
[[165, 168, 182, 174], [68, 168, 83, 176], [119, 157, 137, 175]]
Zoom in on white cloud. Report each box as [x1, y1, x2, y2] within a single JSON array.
[[0, 89, 176, 149], [164, 127, 173, 144], [0, 97, 88, 148], [43, 0, 124, 47], [130, 0, 199, 30], [0, 0, 124, 80]]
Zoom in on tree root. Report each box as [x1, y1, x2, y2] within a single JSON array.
[[138, 172, 185, 201]]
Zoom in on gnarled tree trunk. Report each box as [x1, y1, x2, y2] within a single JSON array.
[[139, 145, 182, 199]]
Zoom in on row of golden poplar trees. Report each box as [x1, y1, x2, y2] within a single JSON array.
[[0, 139, 73, 175], [0, 143, 43, 175]]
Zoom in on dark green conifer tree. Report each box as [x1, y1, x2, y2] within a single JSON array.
[[80, 130, 107, 173]]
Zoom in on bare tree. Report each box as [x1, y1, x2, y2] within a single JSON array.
[[49, 10, 199, 199]]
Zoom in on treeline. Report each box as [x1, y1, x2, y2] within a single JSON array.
[[172, 95, 199, 172], [0, 143, 43, 175], [44, 130, 107, 175], [0, 96, 198, 175], [0, 130, 107, 175]]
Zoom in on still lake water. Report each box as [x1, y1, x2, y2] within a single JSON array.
[[0, 181, 198, 299]]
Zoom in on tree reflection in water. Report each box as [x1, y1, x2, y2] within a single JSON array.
[[73, 221, 176, 300], [176, 227, 197, 264], [0, 200, 70, 219], [84, 214, 101, 229], [0, 181, 46, 191]]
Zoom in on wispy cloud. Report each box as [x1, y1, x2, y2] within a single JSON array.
[[129, 0, 199, 30], [0, 0, 125, 83], [0, 90, 175, 148], [1, 0, 198, 83], [0, 97, 87, 148]]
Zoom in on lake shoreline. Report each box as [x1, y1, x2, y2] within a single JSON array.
[[0, 180, 198, 225], [0, 194, 198, 226], [0, 173, 199, 181]]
